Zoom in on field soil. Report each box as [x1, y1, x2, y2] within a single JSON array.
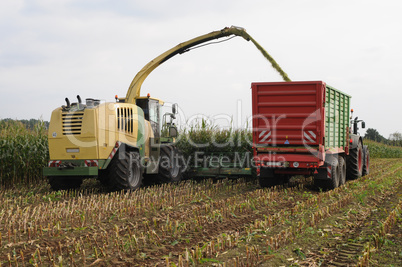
[[0, 158, 401, 266]]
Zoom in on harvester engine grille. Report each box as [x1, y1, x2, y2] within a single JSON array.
[[62, 112, 84, 135], [117, 107, 134, 134]]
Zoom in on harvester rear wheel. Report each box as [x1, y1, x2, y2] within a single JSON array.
[[107, 150, 142, 191], [347, 141, 363, 180], [362, 145, 370, 176], [48, 176, 83, 191], [157, 145, 183, 183]]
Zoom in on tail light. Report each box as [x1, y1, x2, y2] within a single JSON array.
[[48, 161, 61, 167], [85, 160, 98, 167]]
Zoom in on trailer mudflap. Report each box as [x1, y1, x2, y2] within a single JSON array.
[[313, 166, 331, 180], [43, 166, 98, 176]]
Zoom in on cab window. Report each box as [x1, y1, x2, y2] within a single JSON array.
[[149, 101, 159, 123]]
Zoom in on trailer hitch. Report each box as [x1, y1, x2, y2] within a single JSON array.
[[58, 162, 76, 170]]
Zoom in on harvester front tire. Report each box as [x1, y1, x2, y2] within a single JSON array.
[[362, 145, 370, 176], [48, 176, 83, 191], [107, 150, 142, 191], [347, 141, 363, 180], [157, 145, 183, 183]]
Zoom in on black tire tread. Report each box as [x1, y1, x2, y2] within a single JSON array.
[[362, 145, 370, 176], [157, 145, 183, 183], [347, 141, 363, 180], [339, 156, 346, 186], [107, 150, 142, 191]]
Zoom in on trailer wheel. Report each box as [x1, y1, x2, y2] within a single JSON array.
[[314, 156, 339, 191], [48, 176, 83, 191], [338, 156, 346, 186], [347, 141, 363, 180], [158, 145, 183, 183], [107, 150, 142, 191], [362, 145, 370, 176]]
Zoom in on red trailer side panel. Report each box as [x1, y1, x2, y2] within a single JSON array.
[[251, 81, 326, 147]]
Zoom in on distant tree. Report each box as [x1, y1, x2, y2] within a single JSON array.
[[364, 128, 386, 143], [389, 131, 402, 147]]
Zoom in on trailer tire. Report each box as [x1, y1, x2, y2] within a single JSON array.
[[338, 156, 346, 186], [314, 156, 339, 191], [107, 150, 142, 191], [362, 145, 370, 176], [48, 176, 83, 191], [347, 140, 363, 180], [157, 145, 183, 183]]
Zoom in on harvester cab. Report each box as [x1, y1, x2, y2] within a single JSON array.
[[135, 96, 163, 138]]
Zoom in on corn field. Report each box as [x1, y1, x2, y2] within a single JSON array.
[[365, 139, 402, 158], [0, 120, 48, 186]]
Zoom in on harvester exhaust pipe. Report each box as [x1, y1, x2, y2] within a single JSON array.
[[77, 95, 82, 104], [65, 98, 70, 108]]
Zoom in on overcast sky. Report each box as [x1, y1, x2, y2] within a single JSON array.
[[1, 0, 401, 138]]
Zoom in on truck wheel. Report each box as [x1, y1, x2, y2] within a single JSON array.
[[108, 150, 142, 191], [362, 145, 370, 176], [48, 176, 83, 191], [347, 141, 363, 180], [158, 145, 183, 183], [338, 156, 346, 186], [314, 156, 339, 190]]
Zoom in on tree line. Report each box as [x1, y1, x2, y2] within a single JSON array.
[[364, 128, 402, 147]]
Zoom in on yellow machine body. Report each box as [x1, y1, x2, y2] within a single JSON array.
[[47, 102, 153, 163]]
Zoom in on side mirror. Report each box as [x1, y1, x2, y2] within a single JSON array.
[[169, 126, 178, 138], [361, 121, 366, 129], [172, 103, 178, 114]]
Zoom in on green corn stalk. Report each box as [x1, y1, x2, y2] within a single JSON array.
[[0, 120, 49, 187]]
